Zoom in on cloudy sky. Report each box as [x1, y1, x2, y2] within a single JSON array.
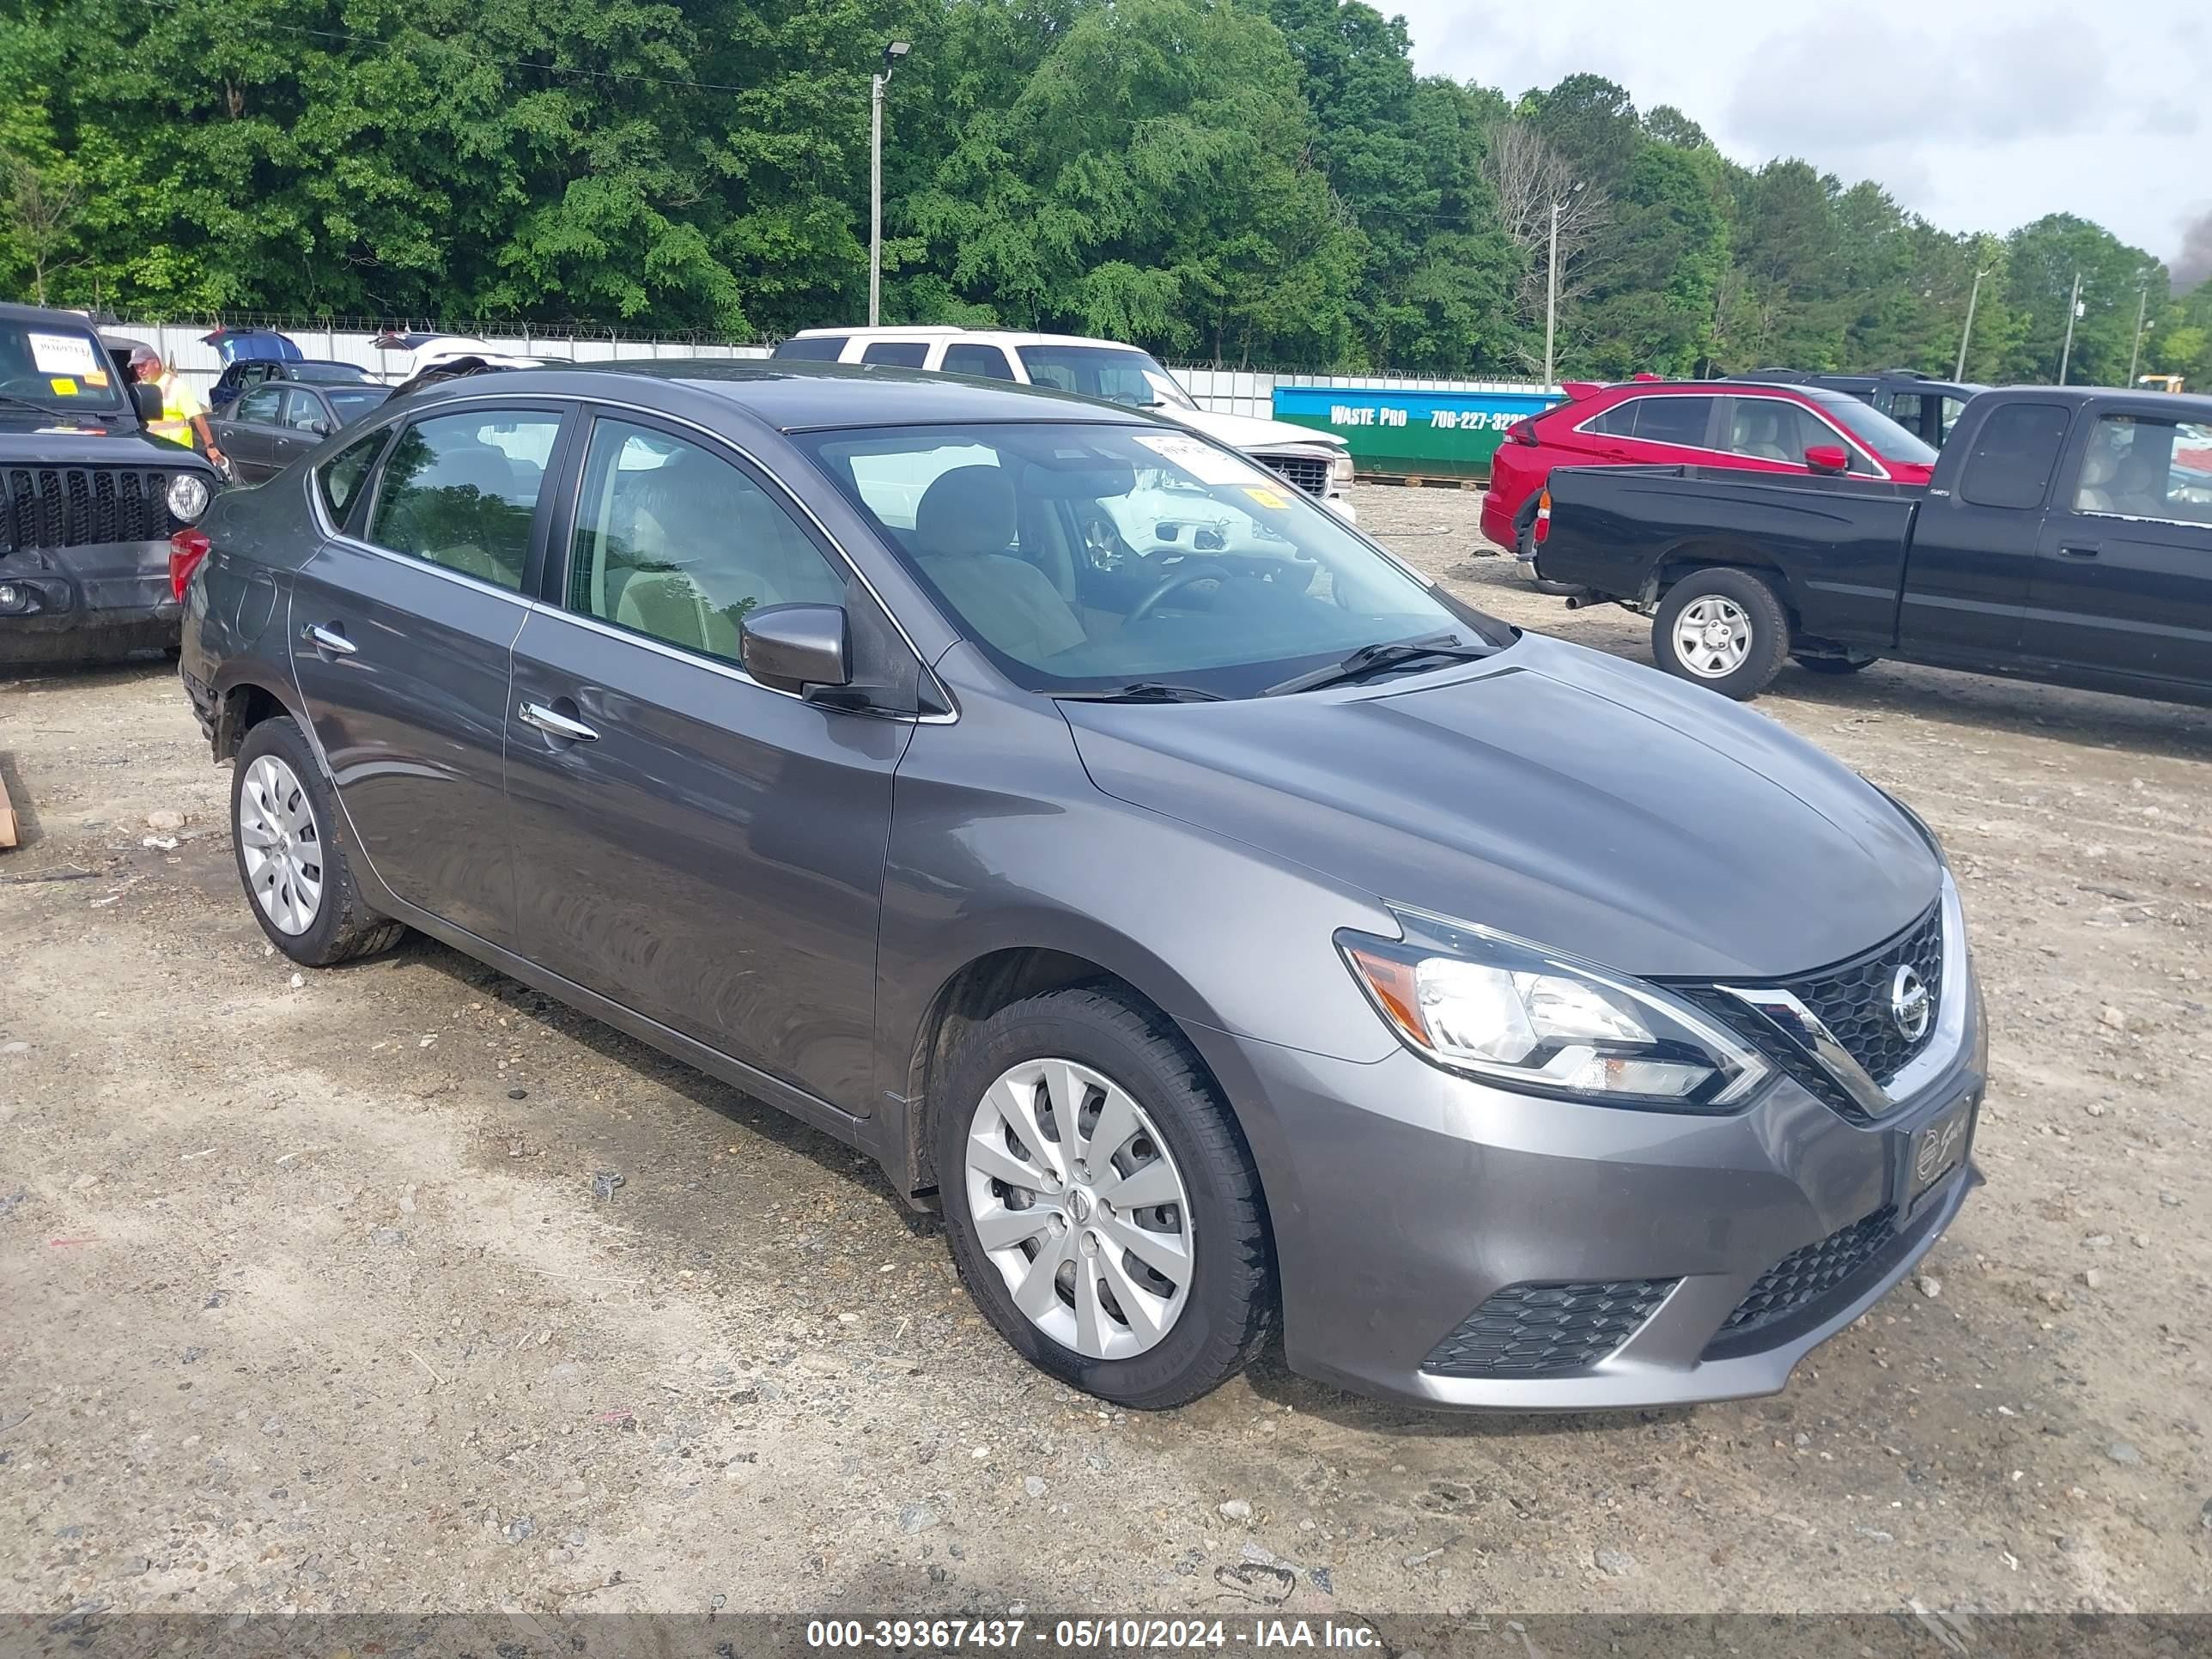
[[1399, 1, 2212, 286]]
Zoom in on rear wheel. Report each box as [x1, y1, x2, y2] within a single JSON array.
[[231, 715, 404, 967], [934, 987, 1273, 1409], [1652, 567, 1790, 700]]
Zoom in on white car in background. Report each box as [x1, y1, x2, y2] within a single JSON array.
[[770, 327, 1358, 546]]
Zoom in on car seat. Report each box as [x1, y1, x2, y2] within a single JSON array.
[[1735, 405, 1790, 462], [386, 441, 530, 586], [912, 465, 1086, 662], [2075, 442, 2121, 514]]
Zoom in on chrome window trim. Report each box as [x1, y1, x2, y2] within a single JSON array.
[[1569, 392, 1893, 481]]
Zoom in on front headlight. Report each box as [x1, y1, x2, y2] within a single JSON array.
[[167, 472, 212, 523], [1340, 905, 1771, 1111], [1329, 453, 1355, 486]]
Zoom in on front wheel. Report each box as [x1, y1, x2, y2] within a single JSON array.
[[1652, 567, 1790, 700], [934, 987, 1273, 1409]]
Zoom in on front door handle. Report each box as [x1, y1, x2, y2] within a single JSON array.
[[518, 700, 599, 742], [304, 623, 357, 656], [2059, 544, 2101, 560]]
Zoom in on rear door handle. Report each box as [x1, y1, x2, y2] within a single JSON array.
[[518, 700, 599, 742], [304, 623, 357, 656], [2059, 544, 2100, 560]]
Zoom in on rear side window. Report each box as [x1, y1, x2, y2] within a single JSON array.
[[1960, 403, 2071, 510], [944, 343, 1016, 380], [234, 386, 283, 425], [318, 427, 387, 525], [364, 410, 562, 591], [860, 341, 931, 368], [772, 334, 848, 362], [1630, 395, 1717, 448]]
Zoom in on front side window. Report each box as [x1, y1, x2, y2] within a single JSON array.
[[1015, 345, 1198, 410], [796, 422, 1501, 697], [318, 426, 387, 525], [1725, 398, 1832, 465], [234, 386, 283, 425], [281, 391, 327, 432], [1960, 403, 2070, 510], [567, 420, 844, 662], [2075, 414, 2212, 524], [364, 409, 561, 590], [944, 343, 1016, 381]]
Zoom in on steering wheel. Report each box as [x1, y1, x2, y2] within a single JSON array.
[[1127, 560, 1231, 624]]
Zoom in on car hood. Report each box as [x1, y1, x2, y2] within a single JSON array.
[[1162, 405, 1347, 455], [1060, 632, 1939, 979], [0, 411, 210, 468]]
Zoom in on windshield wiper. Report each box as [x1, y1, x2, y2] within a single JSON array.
[[1052, 681, 1225, 704], [1259, 633, 1488, 697]]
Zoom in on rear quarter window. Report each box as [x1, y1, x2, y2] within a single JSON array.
[[1959, 404, 2071, 510], [317, 426, 389, 526], [771, 335, 849, 362]]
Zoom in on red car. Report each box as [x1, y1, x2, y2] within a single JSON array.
[[1482, 379, 1942, 563]]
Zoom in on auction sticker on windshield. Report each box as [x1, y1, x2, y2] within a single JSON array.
[[28, 332, 103, 379], [1133, 430, 1266, 488]]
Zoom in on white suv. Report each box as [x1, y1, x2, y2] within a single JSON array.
[[771, 327, 1356, 527]]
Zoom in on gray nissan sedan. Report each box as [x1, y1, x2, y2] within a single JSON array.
[[177, 362, 1983, 1411]]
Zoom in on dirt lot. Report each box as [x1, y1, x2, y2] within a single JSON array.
[[3, 483, 2209, 1628]]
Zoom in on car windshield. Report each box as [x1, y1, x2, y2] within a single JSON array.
[[0, 318, 127, 414], [1015, 345, 1199, 411], [1811, 391, 1938, 465], [795, 421, 1503, 699]]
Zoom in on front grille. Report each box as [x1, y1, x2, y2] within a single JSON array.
[[1423, 1278, 1676, 1378], [1705, 1206, 1896, 1354], [1786, 904, 1944, 1085], [0, 467, 178, 556], [1257, 453, 1331, 498]]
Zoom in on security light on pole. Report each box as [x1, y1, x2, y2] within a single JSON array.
[[869, 42, 914, 328]]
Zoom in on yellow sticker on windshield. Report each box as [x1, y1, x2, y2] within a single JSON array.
[[83, 369, 109, 387], [49, 377, 78, 396], [1243, 485, 1290, 510]]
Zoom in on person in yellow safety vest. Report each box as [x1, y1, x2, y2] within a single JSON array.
[[126, 342, 227, 474]]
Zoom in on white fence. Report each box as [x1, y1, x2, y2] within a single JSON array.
[[106, 321, 1554, 414]]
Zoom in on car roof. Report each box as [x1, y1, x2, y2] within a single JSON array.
[[786, 325, 1149, 352], [0, 301, 106, 329], [399, 358, 1159, 432]]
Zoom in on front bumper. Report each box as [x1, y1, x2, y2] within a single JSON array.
[[0, 538, 179, 663], [1184, 965, 1984, 1410]]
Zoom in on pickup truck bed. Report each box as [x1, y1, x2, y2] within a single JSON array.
[[1534, 386, 2212, 707]]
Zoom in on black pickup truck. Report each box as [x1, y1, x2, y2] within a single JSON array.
[[0, 302, 221, 665], [1534, 385, 2212, 704]]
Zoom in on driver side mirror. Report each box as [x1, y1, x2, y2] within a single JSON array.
[[1804, 443, 1850, 475], [132, 383, 162, 423], [741, 604, 851, 697]]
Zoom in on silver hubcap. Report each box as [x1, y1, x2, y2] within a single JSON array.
[[238, 754, 325, 936], [963, 1058, 1194, 1360], [1674, 595, 1753, 678]]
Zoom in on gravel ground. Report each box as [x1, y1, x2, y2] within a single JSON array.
[[2, 483, 2208, 1626]]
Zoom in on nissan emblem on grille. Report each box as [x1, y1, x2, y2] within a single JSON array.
[[1889, 964, 1930, 1041]]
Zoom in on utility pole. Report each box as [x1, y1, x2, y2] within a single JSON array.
[[1542, 181, 1582, 389], [2126, 277, 2151, 387], [868, 41, 911, 328], [1955, 265, 1991, 381], [2057, 270, 2082, 386]]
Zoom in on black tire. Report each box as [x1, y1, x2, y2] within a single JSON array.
[[933, 986, 1273, 1410], [1652, 566, 1790, 700], [1793, 653, 1875, 675], [230, 714, 404, 967]]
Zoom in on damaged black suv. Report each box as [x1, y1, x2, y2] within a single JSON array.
[[0, 301, 220, 665]]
